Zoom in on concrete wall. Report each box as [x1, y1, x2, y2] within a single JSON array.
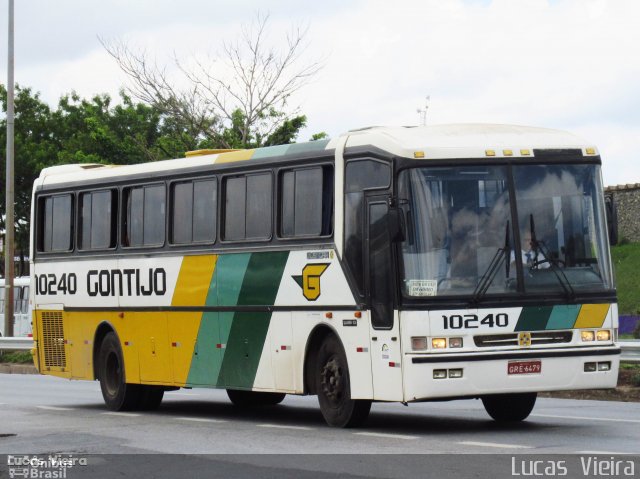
[[605, 183, 640, 243]]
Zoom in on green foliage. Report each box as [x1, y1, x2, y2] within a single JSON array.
[[0, 351, 33, 364], [310, 132, 329, 141], [0, 85, 311, 262], [611, 242, 640, 316]]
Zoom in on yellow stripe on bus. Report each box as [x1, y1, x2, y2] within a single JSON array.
[[172, 255, 217, 307], [574, 303, 609, 328], [214, 149, 255, 164], [170, 255, 218, 385]]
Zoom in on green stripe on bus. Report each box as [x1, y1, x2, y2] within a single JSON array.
[[186, 254, 251, 386], [251, 144, 291, 159], [218, 251, 289, 389], [514, 306, 553, 331], [546, 304, 581, 330]]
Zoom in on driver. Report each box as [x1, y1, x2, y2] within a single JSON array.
[[511, 234, 550, 271]]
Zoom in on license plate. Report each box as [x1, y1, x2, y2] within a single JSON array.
[[508, 360, 541, 375]]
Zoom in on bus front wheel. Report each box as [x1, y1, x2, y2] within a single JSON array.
[[481, 392, 537, 422], [98, 332, 142, 411], [315, 334, 371, 428]]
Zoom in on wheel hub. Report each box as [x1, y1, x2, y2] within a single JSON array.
[[320, 357, 343, 403]]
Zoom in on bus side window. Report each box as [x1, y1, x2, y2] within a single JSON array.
[[344, 159, 391, 298], [223, 172, 272, 241], [122, 185, 166, 247], [280, 166, 333, 238], [79, 190, 117, 250], [37, 194, 74, 253], [170, 178, 217, 244]]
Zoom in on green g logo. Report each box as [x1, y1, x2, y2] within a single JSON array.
[[293, 263, 330, 301]]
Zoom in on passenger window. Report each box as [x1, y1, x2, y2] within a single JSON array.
[[79, 190, 116, 250], [171, 179, 217, 244], [280, 166, 333, 238], [223, 173, 272, 241], [38, 194, 73, 252], [124, 184, 166, 247]]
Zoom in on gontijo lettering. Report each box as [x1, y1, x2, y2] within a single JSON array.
[[87, 268, 167, 296], [34, 269, 167, 296]]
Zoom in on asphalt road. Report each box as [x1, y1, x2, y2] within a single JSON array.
[[1, 374, 639, 478]]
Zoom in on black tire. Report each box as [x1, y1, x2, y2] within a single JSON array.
[[138, 385, 165, 410], [315, 334, 371, 428], [97, 332, 141, 411], [482, 392, 537, 422], [226, 389, 286, 407]]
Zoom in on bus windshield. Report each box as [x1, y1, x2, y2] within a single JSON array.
[[399, 163, 613, 298]]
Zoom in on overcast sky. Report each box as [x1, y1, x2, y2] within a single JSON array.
[[1, 0, 638, 186]]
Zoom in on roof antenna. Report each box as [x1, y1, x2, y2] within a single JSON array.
[[416, 96, 430, 126]]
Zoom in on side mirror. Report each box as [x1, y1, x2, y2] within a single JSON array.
[[604, 194, 618, 246], [387, 207, 406, 243]]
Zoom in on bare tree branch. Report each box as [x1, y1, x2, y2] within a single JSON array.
[[100, 13, 323, 149]]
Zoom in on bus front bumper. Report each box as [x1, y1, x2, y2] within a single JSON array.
[[403, 345, 620, 402]]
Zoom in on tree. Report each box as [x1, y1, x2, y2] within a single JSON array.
[[0, 86, 192, 267], [101, 13, 322, 149]]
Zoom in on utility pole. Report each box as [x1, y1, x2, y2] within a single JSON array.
[[4, 0, 15, 337], [417, 96, 430, 126]]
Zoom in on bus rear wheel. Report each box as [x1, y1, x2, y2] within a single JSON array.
[[481, 392, 537, 422], [226, 389, 286, 407], [98, 332, 142, 411], [315, 334, 371, 428]]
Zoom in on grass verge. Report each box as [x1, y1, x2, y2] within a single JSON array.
[[0, 351, 34, 364], [611, 242, 640, 316]]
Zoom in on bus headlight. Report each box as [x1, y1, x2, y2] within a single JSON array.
[[432, 338, 447, 349], [581, 330, 595, 342], [411, 336, 428, 351], [596, 330, 611, 341], [449, 337, 463, 348]]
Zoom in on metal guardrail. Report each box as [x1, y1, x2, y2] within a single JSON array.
[[0, 337, 33, 351], [620, 339, 640, 364], [1, 338, 639, 361]]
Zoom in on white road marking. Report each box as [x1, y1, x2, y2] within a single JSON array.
[[36, 406, 73, 411], [257, 424, 313, 431], [577, 451, 636, 455], [175, 417, 226, 423], [354, 432, 418, 440], [533, 414, 640, 424], [459, 441, 532, 449], [101, 412, 141, 417]]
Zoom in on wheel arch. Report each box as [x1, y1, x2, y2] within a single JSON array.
[[92, 321, 120, 381], [302, 323, 344, 395]]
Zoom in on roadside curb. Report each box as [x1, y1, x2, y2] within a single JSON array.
[[0, 363, 38, 375]]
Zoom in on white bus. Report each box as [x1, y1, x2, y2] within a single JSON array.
[[0, 276, 32, 337], [30, 124, 620, 427]]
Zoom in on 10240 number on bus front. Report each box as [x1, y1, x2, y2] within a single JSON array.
[[442, 313, 509, 329]]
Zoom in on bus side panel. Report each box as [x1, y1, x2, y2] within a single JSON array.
[[369, 312, 404, 401], [264, 311, 293, 391], [131, 311, 171, 384]]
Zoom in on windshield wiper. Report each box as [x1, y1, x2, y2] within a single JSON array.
[[529, 214, 575, 300], [472, 221, 511, 303]]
